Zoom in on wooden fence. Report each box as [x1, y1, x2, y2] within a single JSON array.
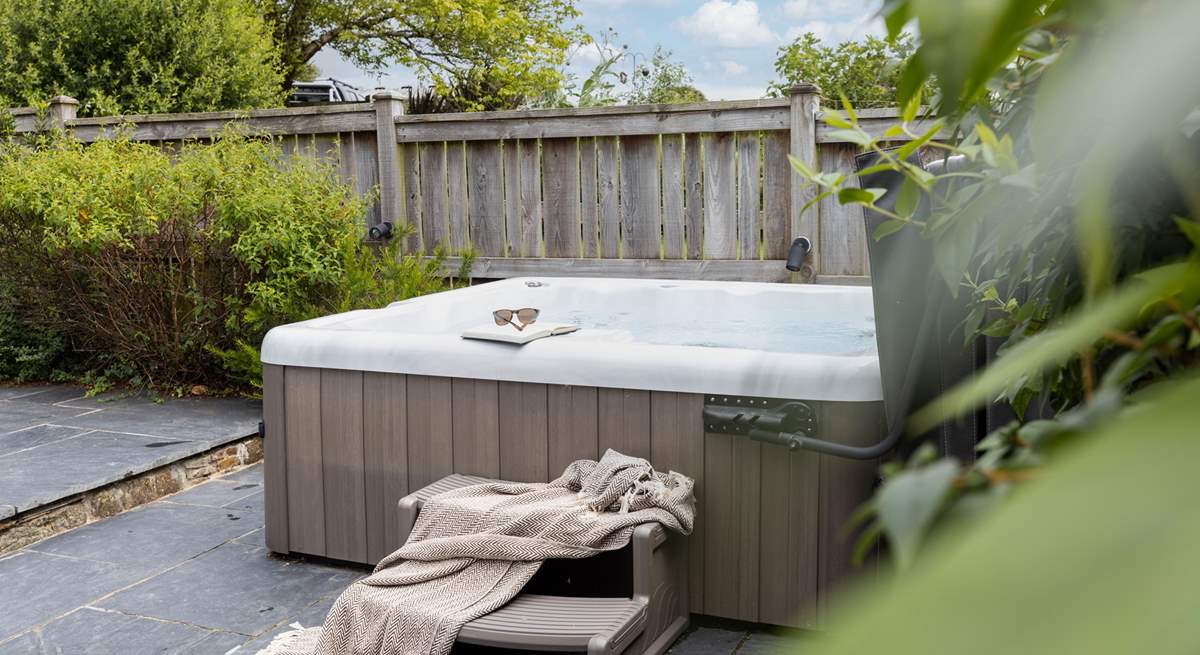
[[9, 89, 929, 283]]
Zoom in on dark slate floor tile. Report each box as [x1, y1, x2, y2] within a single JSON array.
[[0, 424, 89, 457], [0, 551, 143, 641], [232, 527, 265, 547], [29, 502, 261, 575], [98, 543, 363, 636], [0, 607, 220, 655], [222, 491, 265, 516], [222, 463, 264, 484], [669, 627, 748, 655], [0, 385, 65, 401], [166, 479, 262, 509], [0, 431, 197, 514], [56, 396, 261, 442], [232, 592, 341, 653], [185, 628, 250, 654], [8, 385, 90, 406], [0, 400, 94, 434], [736, 631, 796, 655]]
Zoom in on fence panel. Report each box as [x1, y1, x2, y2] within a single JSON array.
[[9, 93, 943, 281]]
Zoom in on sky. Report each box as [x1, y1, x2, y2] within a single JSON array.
[[310, 0, 885, 102]]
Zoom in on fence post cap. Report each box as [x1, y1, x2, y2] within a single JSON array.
[[788, 84, 820, 96], [48, 95, 80, 106], [372, 91, 400, 101]]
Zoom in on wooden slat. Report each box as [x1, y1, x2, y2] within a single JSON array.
[[467, 140, 505, 256], [542, 138, 581, 258], [503, 140, 521, 257], [737, 132, 762, 260], [313, 134, 337, 162], [817, 143, 868, 276], [363, 372, 408, 562], [703, 431, 737, 619], [649, 392, 705, 614], [321, 369, 367, 562], [401, 142, 422, 253], [661, 135, 685, 259], [734, 437, 761, 619], [684, 134, 703, 260], [446, 141, 469, 253], [451, 378, 500, 478], [790, 89, 820, 274], [406, 375, 454, 492], [393, 102, 791, 142], [597, 388, 651, 459], [68, 105, 377, 142], [757, 443, 790, 625], [419, 142, 448, 253], [596, 137, 620, 258], [787, 447, 821, 629], [579, 138, 600, 258], [817, 401, 885, 626], [353, 132, 381, 227], [619, 135, 661, 259], [703, 133, 737, 258], [437, 256, 794, 282], [547, 385, 598, 472], [762, 131, 791, 260], [518, 140, 543, 257], [262, 364, 288, 554], [284, 367, 324, 554], [498, 382, 550, 482]]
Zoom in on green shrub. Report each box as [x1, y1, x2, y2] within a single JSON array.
[[0, 131, 463, 392]]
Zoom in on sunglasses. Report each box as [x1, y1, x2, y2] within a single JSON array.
[[493, 308, 540, 331]]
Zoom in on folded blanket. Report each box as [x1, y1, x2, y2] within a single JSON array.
[[260, 449, 696, 655]]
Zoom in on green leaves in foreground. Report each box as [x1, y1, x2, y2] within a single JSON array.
[[910, 261, 1200, 433], [820, 374, 1200, 655]]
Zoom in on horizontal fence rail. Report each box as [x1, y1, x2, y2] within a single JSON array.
[[8, 91, 937, 282]]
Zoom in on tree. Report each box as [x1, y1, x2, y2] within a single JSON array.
[[0, 0, 284, 116], [624, 47, 706, 106], [257, 0, 581, 110], [770, 32, 925, 107]]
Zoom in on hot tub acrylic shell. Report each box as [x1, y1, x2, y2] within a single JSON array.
[[260, 278, 885, 630]]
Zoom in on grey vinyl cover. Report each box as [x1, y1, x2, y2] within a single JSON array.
[[854, 152, 981, 460], [397, 474, 686, 655]]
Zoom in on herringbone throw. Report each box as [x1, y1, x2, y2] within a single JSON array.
[[259, 449, 695, 655]]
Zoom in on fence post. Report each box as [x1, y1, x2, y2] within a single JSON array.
[[47, 95, 79, 131], [789, 84, 820, 282], [372, 92, 404, 233]]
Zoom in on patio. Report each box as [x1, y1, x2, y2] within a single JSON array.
[[0, 385, 791, 654]]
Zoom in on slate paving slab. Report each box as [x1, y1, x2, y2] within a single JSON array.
[[0, 551, 144, 642], [164, 478, 262, 509], [0, 606, 236, 655], [0, 430, 198, 515], [27, 502, 261, 577], [98, 542, 363, 636], [0, 424, 90, 458]]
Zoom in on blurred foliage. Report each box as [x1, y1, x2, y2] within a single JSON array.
[[0, 130, 466, 393], [770, 33, 931, 108], [0, 0, 285, 116], [789, 0, 1200, 632], [534, 31, 704, 108], [259, 0, 581, 111]]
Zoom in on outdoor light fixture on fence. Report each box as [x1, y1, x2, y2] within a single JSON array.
[[368, 221, 394, 241]]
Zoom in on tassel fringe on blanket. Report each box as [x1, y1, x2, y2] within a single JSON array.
[[258, 449, 696, 655]]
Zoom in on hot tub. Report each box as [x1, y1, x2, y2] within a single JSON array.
[[260, 278, 884, 629]]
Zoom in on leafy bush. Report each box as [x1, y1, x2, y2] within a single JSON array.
[[0, 0, 284, 116], [0, 131, 463, 392], [770, 33, 931, 108]]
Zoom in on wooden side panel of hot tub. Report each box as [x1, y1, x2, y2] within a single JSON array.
[[262, 364, 884, 630]]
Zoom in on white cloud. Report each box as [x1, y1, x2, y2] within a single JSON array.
[[675, 1, 778, 49], [780, 0, 885, 43], [721, 60, 748, 75], [694, 81, 770, 101]]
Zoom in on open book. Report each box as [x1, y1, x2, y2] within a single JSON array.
[[461, 322, 580, 345]]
